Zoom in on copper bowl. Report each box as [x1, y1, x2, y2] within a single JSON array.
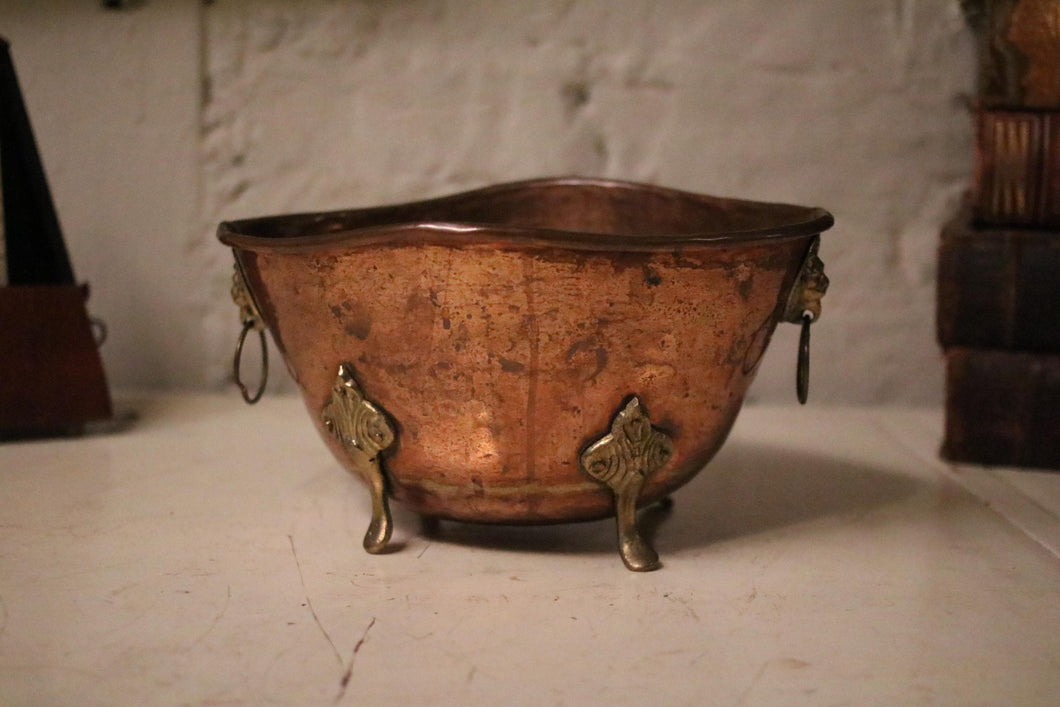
[[219, 178, 832, 570]]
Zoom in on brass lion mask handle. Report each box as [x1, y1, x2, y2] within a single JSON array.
[[230, 260, 269, 404], [782, 236, 828, 404]]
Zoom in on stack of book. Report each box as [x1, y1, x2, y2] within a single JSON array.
[[939, 0, 1060, 469]]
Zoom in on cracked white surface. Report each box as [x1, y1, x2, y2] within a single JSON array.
[[0, 394, 1057, 705]]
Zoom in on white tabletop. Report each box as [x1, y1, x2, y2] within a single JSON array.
[[1, 394, 1058, 705]]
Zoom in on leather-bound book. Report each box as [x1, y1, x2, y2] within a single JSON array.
[[962, 0, 1060, 110], [943, 348, 1060, 470], [972, 107, 1060, 226], [937, 205, 1060, 350]]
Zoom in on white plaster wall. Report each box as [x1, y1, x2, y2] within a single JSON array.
[[2, 0, 974, 403], [2, 0, 202, 388]]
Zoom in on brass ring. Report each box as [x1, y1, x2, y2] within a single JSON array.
[[796, 311, 812, 405], [234, 320, 268, 404]]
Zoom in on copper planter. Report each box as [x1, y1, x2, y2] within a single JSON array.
[[219, 178, 833, 570]]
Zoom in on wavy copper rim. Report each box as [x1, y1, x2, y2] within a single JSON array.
[[217, 177, 834, 254]]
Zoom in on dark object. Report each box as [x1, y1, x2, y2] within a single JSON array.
[[0, 286, 112, 436], [937, 205, 1060, 350], [0, 37, 112, 436], [940, 2, 1060, 473], [797, 313, 812, 404], [972, 107, 1060, 226], [101, 0, 146, 10], [962, 0, 1060, 109], [0, 38, 74, 285], [943, 348, 1060, 470]]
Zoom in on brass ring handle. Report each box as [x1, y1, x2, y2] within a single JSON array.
[[783, 236, 827, 405], [234, 319, 268, 404], [797, 312, 812, 405], [230, 259, 268, 404]]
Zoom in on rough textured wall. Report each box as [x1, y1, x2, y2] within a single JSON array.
[[2, 0, 202, 388], [3, 0, 973, 403]]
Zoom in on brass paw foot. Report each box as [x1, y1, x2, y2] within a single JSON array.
[[580, 397, 673, 572], [362, 470, 393, 554], [617, 485, 661, 571], [321, 363, 397, 555]]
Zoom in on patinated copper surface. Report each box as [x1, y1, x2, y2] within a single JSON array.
[[219, 178, 833, 527]]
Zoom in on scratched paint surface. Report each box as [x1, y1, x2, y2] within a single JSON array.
[[0, 394, 1057, 705]]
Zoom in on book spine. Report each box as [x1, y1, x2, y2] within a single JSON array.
[[972, 108, 1060, 226], [937, 208, 1060, 350], [943, 348, 1060, 470]]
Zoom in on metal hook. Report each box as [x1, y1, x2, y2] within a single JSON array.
[[234, 319, 268, 404], [797, 312, 812, 405]]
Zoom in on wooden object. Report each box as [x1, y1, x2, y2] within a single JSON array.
[[0, 37, 74, 285], [0, 286, 112, 435], [0, 37, 112, 436], [943, 348, 1060, 470], [937, 205, 1060, 350]]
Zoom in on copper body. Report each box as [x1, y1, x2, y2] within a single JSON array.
[[220, 179, 833, 524]]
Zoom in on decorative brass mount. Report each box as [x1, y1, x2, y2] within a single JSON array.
[[782, 235, 828, 324], [321, 363, 397, 554], [580, 397, 674, 571]]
